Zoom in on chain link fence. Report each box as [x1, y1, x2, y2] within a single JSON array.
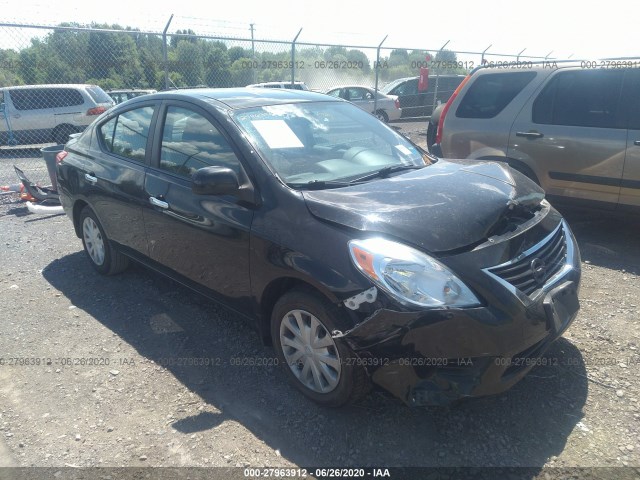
[[0, 19, 555, 186]]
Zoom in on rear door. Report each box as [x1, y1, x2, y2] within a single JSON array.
[[620, 69, 640, 210], [508, 68, 627, 208], [87, 102, 157, 254], [143, 101, 254, 312], [50, 88, 85, 129]]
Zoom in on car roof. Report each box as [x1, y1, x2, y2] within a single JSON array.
[[326, 85, 375, 91], [108, 89, 156, 93], [1, 84, 100, 90], [145, 87, 339, 110], [247, 81, 306, 86]]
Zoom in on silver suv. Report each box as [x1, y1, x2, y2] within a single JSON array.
[[429, 63, 640, 212], [0, 84, 114, 146]]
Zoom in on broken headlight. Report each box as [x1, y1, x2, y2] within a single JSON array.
[[349, 238, 480, 308]]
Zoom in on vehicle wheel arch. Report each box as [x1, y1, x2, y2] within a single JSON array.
[[374, 110, 389, 123], [72, 199, 89, 238], [53, 123, 76, 145], [258, 276, 348, 345], [476, 155, 541, 186]]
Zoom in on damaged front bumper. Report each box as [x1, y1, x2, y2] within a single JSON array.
[[335, 220, 581, 407]]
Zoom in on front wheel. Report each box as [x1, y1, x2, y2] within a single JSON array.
[[271, 289, 370, 407], [79, 206, 129, 275]]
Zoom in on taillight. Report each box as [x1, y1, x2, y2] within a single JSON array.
[[435, 74, 473, 145], [86, 106, 107, 116], [394, 98, 400, 109], [56, 150, 68, 165]]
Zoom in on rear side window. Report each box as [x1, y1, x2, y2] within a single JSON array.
[[50, 88, 84, 108], [456, 71, 536, 119], [533, 69, 625, 129], [99, 106, 155, 162]]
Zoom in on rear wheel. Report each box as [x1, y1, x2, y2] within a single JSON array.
[[54, 124, 75, 145], [271, 289, 370, 407], [374, 110, 389, 123], [79, 206, 129, 275]]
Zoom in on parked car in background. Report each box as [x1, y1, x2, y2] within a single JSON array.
[[325, 85, 401, 122], [428, 63, 640, 212], [0, 84, 114, 146], [381, 75, 465, 118], [107, 89, 157, 104], [57, 87, 580, 408], [247, 81, 309, 90]]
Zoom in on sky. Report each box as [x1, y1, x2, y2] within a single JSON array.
[[1, 0, 636, 61]]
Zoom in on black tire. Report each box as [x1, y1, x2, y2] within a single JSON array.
[[54, 124, 75, 145], [374, 110, 389, 123], [79, 206, 129, 275], [426, 121, 437, 152], [271, 289, 370, 407]]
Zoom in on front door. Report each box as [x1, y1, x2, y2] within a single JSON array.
[[143, 102, 254, 312]]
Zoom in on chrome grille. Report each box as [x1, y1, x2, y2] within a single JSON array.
[[488, 224, 567, 296]]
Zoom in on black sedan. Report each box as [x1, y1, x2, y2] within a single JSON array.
[[57, 88, 581, 407]]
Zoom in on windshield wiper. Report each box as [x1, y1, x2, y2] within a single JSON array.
[[287, 179, 353, 190], [349, 164, 424, 184]]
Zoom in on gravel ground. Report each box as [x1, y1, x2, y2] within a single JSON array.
[[0, 123, 639, 479]]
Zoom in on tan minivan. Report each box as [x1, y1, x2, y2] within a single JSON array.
[[429, 63, 640, 212]]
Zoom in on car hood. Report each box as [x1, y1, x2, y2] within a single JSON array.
[[302, 160, 545, 253]]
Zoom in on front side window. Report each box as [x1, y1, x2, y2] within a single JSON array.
[[533, 69, 625, 129], [233, 101, 427, 186], [394, 79, 419, 96], [159, 107, 241, 177], [456, 71, 536, 119], [99, 106, 155, 162], [346, 88, 371, 101], [10, 89, 45, 111]]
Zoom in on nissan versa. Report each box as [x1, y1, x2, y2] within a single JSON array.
[[57, 88, 581, 407]]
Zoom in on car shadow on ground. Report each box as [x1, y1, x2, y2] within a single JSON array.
[[42, 250, 589, 474]]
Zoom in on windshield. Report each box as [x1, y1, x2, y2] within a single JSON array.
[[233, 101, 429, 187]]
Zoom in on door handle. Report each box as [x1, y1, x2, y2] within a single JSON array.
[[634, 140, 640, 146], [149, 196, 169, 209], [84, 173, 97, 184], [516, 131, 544, 139]]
